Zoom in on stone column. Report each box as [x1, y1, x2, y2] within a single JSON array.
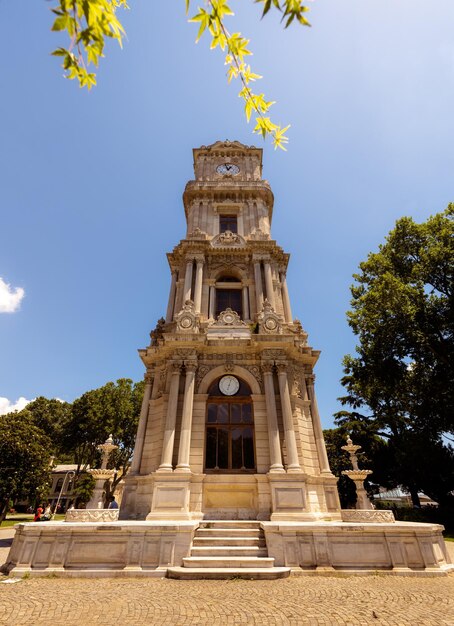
[[276, 364, 301, 472], [176, 362, 198, 472], [165, 272, 177, 323], [242, 286, 250, 320], [254, 260, 264, 313], [193, 257, 204, 314], [237, 211, 244, 236], [261, 363, 284, 472], [183, 259, 193, 303], [280, 271, 293, 323], [209, 285, 216, 319], [129, 372, 154, 474], [264, 261, 275, 309], [306, 374, 332, 474], [157, 362, 181, 472]]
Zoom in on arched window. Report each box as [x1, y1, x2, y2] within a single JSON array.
[[55, 477, 64, 491], [215, 274, 243, 318], [205, 377, 255, 472]]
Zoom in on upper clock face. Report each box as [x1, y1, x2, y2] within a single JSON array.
[[216, 163, 240, 176], [219, 375, 240, 396]]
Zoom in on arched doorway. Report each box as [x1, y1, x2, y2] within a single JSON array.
[[204, 376, 255, 472]]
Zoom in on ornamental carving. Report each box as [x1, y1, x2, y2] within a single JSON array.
[[211, 231, 246, 247], [149, 317, 165, 346], [65, 509, 120, 523], [195, 365, 213, 391], [340, 510, 395, 523], [224, 353, 235, 372], [185, 361, 198, 373], [261, 349, 286, 361], [213, 308, 248, 327], [250, 227, 269, 241], [257, 299, 283, 335], [175, 300, 199, 333], [175, 349, 198, 359], [243, 365, 262, 386], [187, 227, 207, 240], [204, 353, 259, 361], [156, 367, 167, 397], [291, 378, 303, 399], [261, 361, 274, 375]]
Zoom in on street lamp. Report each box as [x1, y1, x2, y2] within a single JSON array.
[[52, 470, 75, 519]]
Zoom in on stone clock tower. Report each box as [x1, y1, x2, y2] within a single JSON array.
[[120, 140, 341, 522], [6, 141, 450, 577]]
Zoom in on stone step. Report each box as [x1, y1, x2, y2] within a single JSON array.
[[193, 537, 266, 547], [195, 528, 262, 538], [191, 546, 269, 557], [199, 521, 262, 529], [167, 567, 291, 580], [183, 557, 275, 569]]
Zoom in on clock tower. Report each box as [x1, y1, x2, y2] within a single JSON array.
[[7, 141, 451, 578], [120, 140, 341, 522]]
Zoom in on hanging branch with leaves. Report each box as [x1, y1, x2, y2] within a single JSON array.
[[51, 0, 128, 89], [51, 0, 311, 148], [188, 0, 310, 149]]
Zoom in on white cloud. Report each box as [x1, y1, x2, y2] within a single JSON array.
[[0, 396, 33, 415], [0, 277, 25, 313]]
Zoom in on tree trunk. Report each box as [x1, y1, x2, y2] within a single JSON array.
[[0, 498, 10, 524], [409, 486, 421, 507]]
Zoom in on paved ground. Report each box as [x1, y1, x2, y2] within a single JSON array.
[[1, 529, 453, 626]]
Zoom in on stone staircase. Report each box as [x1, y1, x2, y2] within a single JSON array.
[[167, 521, 290, 580]]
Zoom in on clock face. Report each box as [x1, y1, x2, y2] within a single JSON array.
[[216, 163, 240, 176], [219, 375, 240, 396]]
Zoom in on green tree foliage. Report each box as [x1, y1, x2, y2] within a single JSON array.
[[50, 0, 310, 149], [0, 411, 52, 523], [337, 206, 454, 505], [61, 378, 144, 499], [72, 472, 96, 506], [21, 397, 72, 457]]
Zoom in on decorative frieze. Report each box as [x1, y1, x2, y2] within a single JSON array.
[[65, 509, 120, 523], [341, 510, 396, 523]]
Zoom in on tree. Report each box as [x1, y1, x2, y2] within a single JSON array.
[[61, 378, 144, 500], [336, 206, 454, 505], [72, 473, 96, 507], [21, 397, 72, 458], [50, 0, 311, 149], [0, 411, 52, 523]]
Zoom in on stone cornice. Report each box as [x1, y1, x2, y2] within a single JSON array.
[[138, 335, 319, 370], [166, 240, 290, 269], [183, 181, 274, 218]]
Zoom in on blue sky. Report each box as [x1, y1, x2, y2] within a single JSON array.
[[0, 1, 453, 427]]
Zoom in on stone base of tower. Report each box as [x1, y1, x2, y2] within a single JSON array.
[[2, 519, 452, 578], [120, 471, 342, 523]]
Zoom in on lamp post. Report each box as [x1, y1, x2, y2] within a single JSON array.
[[52, 470, 75, 519]]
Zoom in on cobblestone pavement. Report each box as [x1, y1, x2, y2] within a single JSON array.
[[1, 532, 453, 626], [0, 574, 453, 626]]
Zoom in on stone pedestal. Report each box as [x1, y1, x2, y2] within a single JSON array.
[[146, 473, 203, 521]]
